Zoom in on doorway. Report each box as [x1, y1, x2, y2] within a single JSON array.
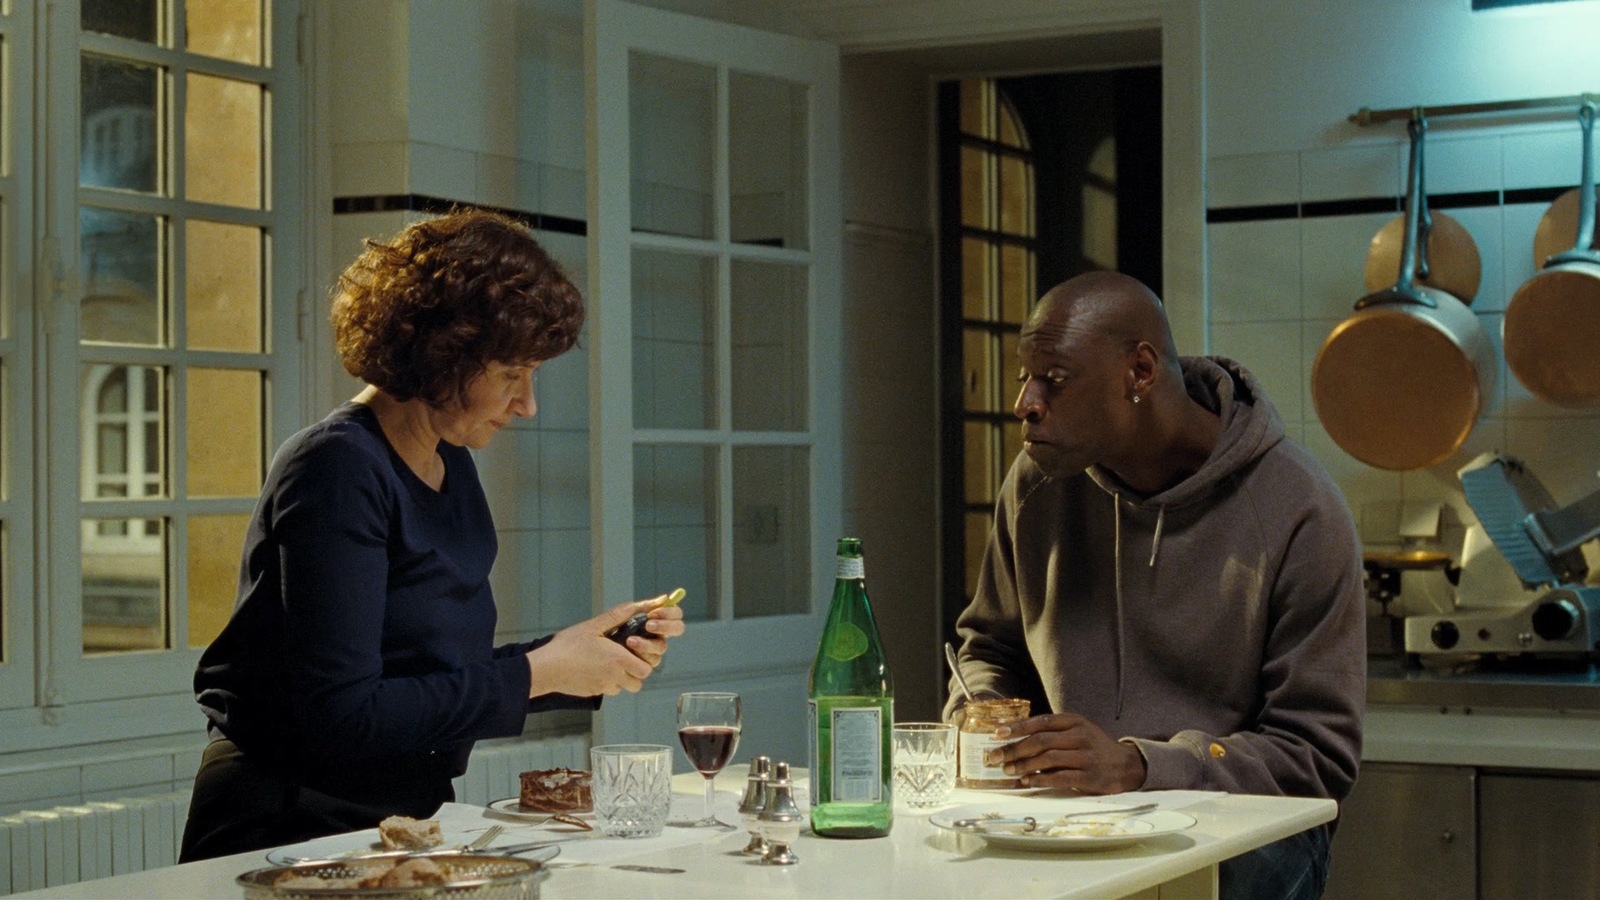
[[936, 67, 1164, 650]]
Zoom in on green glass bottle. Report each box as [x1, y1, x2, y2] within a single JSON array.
[[808, 537, 894, 837]]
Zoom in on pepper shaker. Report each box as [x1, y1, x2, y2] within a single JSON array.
[[738, 755, 772, 855], [758, 761, 804, 866]]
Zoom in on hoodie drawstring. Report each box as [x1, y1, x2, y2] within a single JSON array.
[[1149, 506, 1165, 568], [1112, 496, 1167, 720]]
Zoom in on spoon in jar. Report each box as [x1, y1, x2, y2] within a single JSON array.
[[944, 642, 974, 703]]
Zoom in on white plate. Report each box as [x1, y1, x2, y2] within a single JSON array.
[[264, 822, 506, 865], [486, 797, 594, 821], [930, 799, 1196, 852]]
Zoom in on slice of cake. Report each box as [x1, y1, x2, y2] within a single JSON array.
[[518, 767, 592, 812]]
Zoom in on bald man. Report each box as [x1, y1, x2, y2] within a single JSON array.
[[946, 272, 1364, 900]]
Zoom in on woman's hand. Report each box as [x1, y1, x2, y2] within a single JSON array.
[[609, 592, 687, 666], [524, 594, 686, 698]]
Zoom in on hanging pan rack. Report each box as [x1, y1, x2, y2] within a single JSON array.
[[1351, 92, 1599, 127]]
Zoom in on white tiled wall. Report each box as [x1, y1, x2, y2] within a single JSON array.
[[1204, 0, 1600, 547]]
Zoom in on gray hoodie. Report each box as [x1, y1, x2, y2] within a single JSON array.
[[947, 356, 1365, 800]]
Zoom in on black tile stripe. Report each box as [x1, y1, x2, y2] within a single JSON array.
[[1505, 185, 1578, 206], [1208, 184, 1580, 224], [1429, 190, 1501, 210], [1206, 204, 1298, 224], [1299, 196, 1402, 218], [332, 194, 586, 236]]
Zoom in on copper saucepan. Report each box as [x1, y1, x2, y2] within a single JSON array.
[[1530, 185, 1598, 267], [1504, 101, 1600, 408], [1313, 117, 1496, 472], [1363, 193, 1482, 304]]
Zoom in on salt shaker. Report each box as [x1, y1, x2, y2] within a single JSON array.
[[758, 761, 804, 866], [738, 755, 772, 855]]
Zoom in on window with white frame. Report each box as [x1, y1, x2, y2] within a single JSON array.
[[0, 0, 303, 739]]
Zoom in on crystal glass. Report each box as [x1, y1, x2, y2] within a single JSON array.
[[590, 744, 673, 839], [893, 722, 957, 808], [675, 691, 741, 828]]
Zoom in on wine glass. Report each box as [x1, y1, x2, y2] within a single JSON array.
[[676, 691, 741, 829]]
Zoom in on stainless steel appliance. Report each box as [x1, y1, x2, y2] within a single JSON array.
[[1402, 452, 1600, 661]]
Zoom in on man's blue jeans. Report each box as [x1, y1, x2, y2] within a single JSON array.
[[1218, 823, 1330, 900]]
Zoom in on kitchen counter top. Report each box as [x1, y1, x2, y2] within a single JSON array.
[[1367, 655, 1600, 712], [1364, 656, 1600, 771]]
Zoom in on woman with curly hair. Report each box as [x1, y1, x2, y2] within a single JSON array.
[[179, 209, 684, 861]]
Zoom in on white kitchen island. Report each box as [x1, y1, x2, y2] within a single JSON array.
[[14, 770, 1334, 899]]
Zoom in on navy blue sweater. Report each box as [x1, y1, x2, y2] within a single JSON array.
[[195, 402, 592, 797]]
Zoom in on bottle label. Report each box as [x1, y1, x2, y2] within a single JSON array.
[[829, 705, 883, 803], [835, 557, 864, 580]]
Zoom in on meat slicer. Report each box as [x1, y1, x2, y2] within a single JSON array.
[[1402, 452, 1600, 661]]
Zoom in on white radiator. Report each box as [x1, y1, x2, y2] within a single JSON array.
[[0, 791, 189, 893], [0, 734, 589, 893], [451, 733, 590, 807]]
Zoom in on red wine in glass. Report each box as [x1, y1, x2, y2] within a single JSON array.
[[675, 692, 741, 828], [679, 725, 739, 774]]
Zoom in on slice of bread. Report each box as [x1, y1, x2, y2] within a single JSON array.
[[377, 815, 443, 850]]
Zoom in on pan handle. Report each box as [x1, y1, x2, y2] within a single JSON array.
[[1546, 101, 1600, 267], [1357, 115, 1439, 311]]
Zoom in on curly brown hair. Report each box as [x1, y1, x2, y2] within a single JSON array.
[[330, 208, 585, 406]]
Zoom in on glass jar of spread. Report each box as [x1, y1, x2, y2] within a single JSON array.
[[956, 698, 1031, 789]]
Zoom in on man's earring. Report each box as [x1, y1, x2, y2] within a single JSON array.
[[1132, 395, 1142, 404]]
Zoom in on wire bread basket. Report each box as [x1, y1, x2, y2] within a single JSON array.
[[236, 854, 551, 899]]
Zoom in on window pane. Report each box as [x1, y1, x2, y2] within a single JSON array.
[[730, 72, 808, 249], [186, 220, 262, 351], [963, 420, 995, 506], [731, 260, 806, 431], [1000, 244, 1033, 324], [630, 52, 714, 239], [634, 444, 717, 621], [81, 57, 160, 193], [959, 79, 990, 139], [998, 97, 1024, 149], [1000, 331, 1020, 406], [83, 0, 159, 43], [962, 238, 993, 320], [186, 0, 261, 65], [186, 368, 260, 496], [187, 513, 247, 648], [80, 208, 163, 346], [962, 329, 993, 412], [999, 154, 1033, 237], [732, 445, 808, 618], [82, 364, 166, 500], [964, 511, 991, 598], [1001, 417, 1023, 477], [632, 249, 715, 429], [960, 146, 990, 230], [185, 73, 261, 208], [82, 516, 167, 654]]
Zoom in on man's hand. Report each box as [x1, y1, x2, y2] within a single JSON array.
[[986, 712, 1147, 794]]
